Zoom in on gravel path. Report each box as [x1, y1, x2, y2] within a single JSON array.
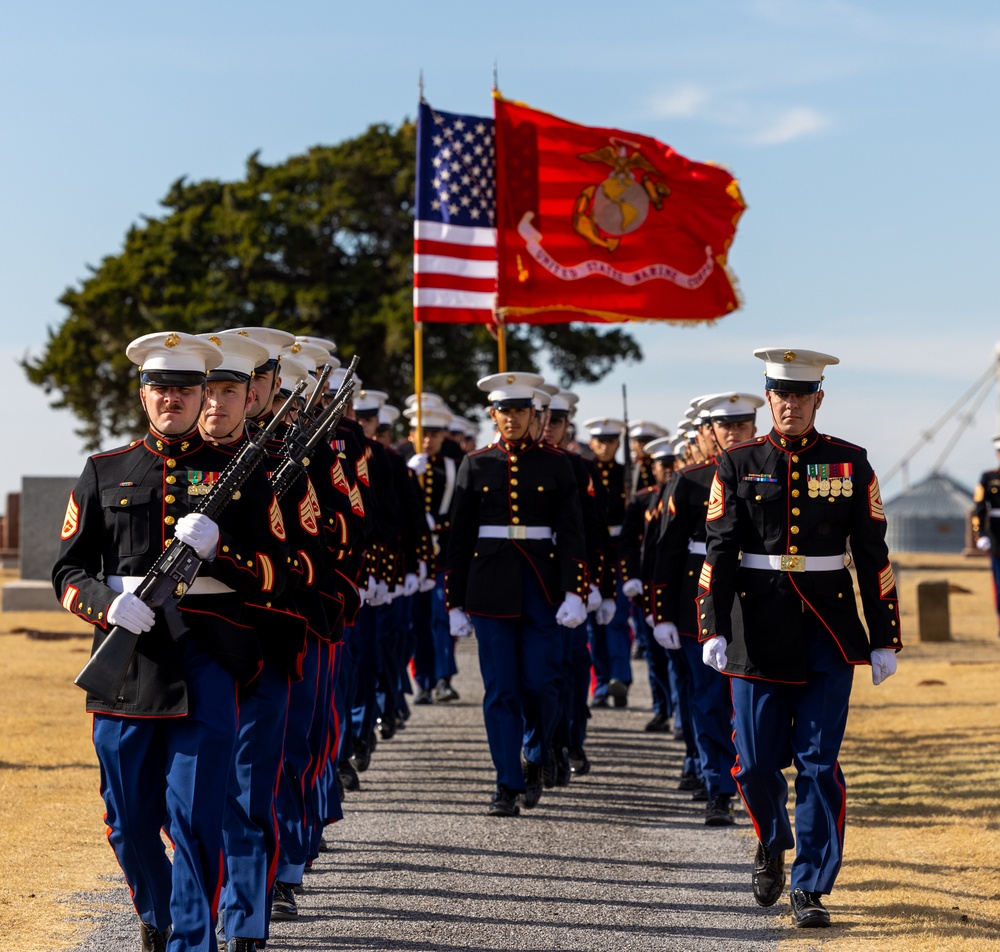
[[70, 638, 784, 951]]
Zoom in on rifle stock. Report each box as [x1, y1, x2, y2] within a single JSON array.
[[73, 383, 305, 704]]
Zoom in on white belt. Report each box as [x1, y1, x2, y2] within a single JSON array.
[[478, 525, 553, 541], [688, 540, 707, 555], [989, 508, 1000, 518], [609, 525, 623, 537], [740, 553, 846, 573], [106, 574, 236, 596]]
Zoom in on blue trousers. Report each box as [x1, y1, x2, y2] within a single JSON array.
[[566, 624, 592, 752], [678, 635, 736, 799], [587, 581, 633, 697], [349, 602, 382, 746], [92, 643, 237, 951], [275, 637, 320, 887], [471, 563, 563, 790], [411, 572, 457, 689], [221, 664, 289, 942], [634, 612, 673, 717], [667, 637, 701, 779], [730, 615, 854, 895], [990, 554, 1000, 615]]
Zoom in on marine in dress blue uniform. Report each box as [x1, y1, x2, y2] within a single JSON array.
[[972, 436, 1000, 637], [698, 348, 901, 928], [53, 333, 289, 952], [445, 372, 590, 816]]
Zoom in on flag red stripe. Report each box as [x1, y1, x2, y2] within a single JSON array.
[[414, 239, 497, 261], [413, 272, 496, 292]]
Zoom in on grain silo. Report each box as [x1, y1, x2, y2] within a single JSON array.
[[883, 473, 973, 554]]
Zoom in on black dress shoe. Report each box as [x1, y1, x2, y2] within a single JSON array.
[[487, 785, 521, 817], [270, 880, 298, 920], [542, 757, 556, 789], [607, 678, 629, 708], [228, 939, 262, 952], [376, 715, 396, 740], [690, 782, 708, 801], [591, 695, 609, 708], [520, 758, 543, 809], [337, 760, 360, 792], [705, 794, 735, 826], [752, 841, 786, 907], [790, 888, 831, 927], [553, 747, 571, 786], [432, 678, 459, 702], [677, 771, 702, 791], [567, 748, 591, 775], [644, 712, 671, 732], [139, 921, 171, 952], [414, 688, 432, 705]]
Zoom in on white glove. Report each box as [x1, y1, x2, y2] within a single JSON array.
[[622, 578, 643, 598], [654, 621, 680, 650], [871, 648, 898, 685], [107, 591, 156, 635], [555, 592, 588, 629], [417, 560, 429, 583], [403, 573, 419, 597], [977, 536, 992, 552], [596, 598, 616, 626], [419, 573, 438, 593], [702, 636, 728, 673], [449, 607, 473, 637], [645, 613, 654, 627], [173, 513, 220, 560], [408, 453, 429, 476], [359, 574, 378, 605], [586, 584, 602, 612], [425, 512, 438, 533]]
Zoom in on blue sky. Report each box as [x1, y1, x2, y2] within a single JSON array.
[[3, 0, 999, 508]]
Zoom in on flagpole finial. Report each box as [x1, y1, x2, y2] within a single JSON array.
[[419, 69, 424, 102], [492, 59, 498, 92]]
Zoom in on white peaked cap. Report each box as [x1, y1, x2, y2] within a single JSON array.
[[672, 435, 690, 455], [405, 392, 447, 409], [127, 331, 223, 375], [284, 340, 337, 374], [276, 355, 311, 393], [295, 334, 337, 355], [327, 367, 362, 393], [379, 404, 400, 427], [223, 327, 296, 362], [644, 437, 675, 460], [533, 389, 552, 411], [754, 347, 839, 393], [548, 390, 576, 414], [405, 406, 453, 429], [629, 420, 668, 440], [199, 332, 269, 380], [582, 417, 625, 437], [353, 389, 388, 413], [477, 371, 545, 406], [697, 391, 765, 421]]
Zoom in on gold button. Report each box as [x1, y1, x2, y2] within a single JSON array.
[[87, 607, 92, 615], [293, 559, 299, 567], [792, 489, 800, 498], [892, 637, 899, 644], [791, 455, 799, 463], [891, 620, 896, 626], [98, 612, 103, 620], [829, 497, 835, 503], [246, 560, 253, 568], [510, 478, 518, 486], [740, 591, 746, 597], [755, 494, 762, 501], [512, 516, 520, 524], [699, 598, 705, 605], [537, 486, 544, 492], [511, 492, 518, 499], [791, 471, 800, 481], [512, 505, 519, 512], [702, 628, 708, 635], [164, 516, 175, 526], [509, 455, 518, 463], [792, 507, 800, 516], [120, 498, 128, 505], [888, 603, 893, 609], [266, 601, 272, 608], [790, 526, 799, 534], [688, 570, 694, 576], [77, 602, 83, 610], [236, 554, 242, 561], [700, 613, 706, 619], [837, 593, 843, 599], [165, 494, 175, 504], [166, 475, 176, 484], [511, 466, 518, 473], [789, 545, 798, 554], [780, 438, 787, 447], [166, 459, 176, 468], [222, 546, 230, 553]]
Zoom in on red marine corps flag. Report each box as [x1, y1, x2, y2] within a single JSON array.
[[494, 95, 746, 324]]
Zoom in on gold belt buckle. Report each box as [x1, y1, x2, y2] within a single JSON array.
[[780, 554, 805, 572], [507, 525, 527, 540]]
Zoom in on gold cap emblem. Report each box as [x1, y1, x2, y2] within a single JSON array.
[[506, 374, 515, 384], [164, 333, 181, 348], [237, 330, 249, 337], [783, 351, 796, 362], [729, 394, 739, 402], [208, 335, 221, 346], [290, 343, 301, 354]]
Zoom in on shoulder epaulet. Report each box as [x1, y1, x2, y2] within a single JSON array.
[[820, 433, 864, 452], [94, 441, 145, 460]]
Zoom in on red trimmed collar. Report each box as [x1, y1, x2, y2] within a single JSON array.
[[767, 427, 819, 453]]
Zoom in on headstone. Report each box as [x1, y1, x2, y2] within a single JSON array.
[[916, 579, 951, 642]]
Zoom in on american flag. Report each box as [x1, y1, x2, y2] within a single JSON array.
[[413, 100, 497, 323]]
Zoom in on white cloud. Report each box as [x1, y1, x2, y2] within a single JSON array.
[[649, 83, 712, 119], [745, 106, 831, 145]]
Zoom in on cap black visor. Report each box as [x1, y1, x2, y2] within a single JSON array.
[[141, 370, 207, 387], [765, 376, 821, 394]]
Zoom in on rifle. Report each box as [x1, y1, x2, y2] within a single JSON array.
[[74, 382, 306, 704], [269, 355, 359, 501], [622, 383, 634, 505]]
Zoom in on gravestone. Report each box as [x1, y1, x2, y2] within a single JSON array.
[[916, 579, 951, 642], [1, 476, 78, 611]]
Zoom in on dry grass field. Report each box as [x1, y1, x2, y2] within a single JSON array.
[[1, 554, 998, 951]]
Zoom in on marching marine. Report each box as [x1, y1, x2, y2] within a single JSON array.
[[972, 435, 1000, 638]]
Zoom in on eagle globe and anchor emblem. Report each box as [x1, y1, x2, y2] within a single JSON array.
[[572, 138, 671, 251]]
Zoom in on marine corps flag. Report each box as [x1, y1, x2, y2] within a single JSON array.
[[494, 95, 746, 324]]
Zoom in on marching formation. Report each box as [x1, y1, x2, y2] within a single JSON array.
[[53, 332, 901, 951]]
